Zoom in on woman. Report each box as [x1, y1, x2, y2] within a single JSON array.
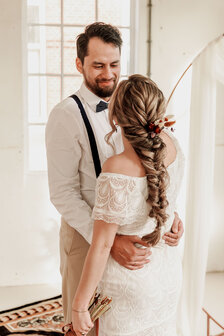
[[72, 75, 184, 336]]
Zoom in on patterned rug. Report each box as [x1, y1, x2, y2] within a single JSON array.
[[0, 295, 64, 336]]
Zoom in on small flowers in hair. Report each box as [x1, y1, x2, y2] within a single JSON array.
[[147, 115, 176, 138]]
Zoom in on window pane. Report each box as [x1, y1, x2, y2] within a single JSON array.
[[28, 76, 61, 123], [64, 0, 95, 25], [63, 76, 83, 99], [27, 0, 61, 24], [47, 77, 61, 117], [28, 125, 47, 171], [28, 25, 40, 44], [28, 26, 61, 74], [28, 49, 40, 73], [120, 29, 130, 76], [98, 0, 130, 26], [28, 76, 41, 122], [63, 27, 83, 75]]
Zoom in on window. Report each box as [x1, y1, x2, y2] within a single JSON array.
[[27, 0, 140, 171]]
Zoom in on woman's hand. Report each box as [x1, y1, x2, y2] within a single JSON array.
[[163, 212, 184, 246], [72, 310, 94, 336]]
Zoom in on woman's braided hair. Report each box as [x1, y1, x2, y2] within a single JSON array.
[[107, 74, 169, 246]]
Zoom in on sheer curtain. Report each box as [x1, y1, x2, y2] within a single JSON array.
[[177, 35, 224, 336]]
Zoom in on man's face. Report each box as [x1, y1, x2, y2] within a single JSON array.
[[76, 37, 121, 101]]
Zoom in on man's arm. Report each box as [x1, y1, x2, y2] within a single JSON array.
[[45, 106, 93, 244], [163, 212, 184, 246], [111, 212, 183, 270], [111, 235, 152, 270]]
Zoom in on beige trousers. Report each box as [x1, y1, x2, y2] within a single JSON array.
[[60, 217, 95, 336]]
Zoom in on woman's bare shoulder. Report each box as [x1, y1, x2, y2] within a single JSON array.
[[160, 130, 177, 167], [102, 154, 126, 173], [102, 154, 145, 177]]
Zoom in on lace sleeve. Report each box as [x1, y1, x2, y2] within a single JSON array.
[[92, 173, 137, 226]]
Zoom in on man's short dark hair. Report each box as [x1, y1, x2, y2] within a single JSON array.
[[76, 22, 123, 64]]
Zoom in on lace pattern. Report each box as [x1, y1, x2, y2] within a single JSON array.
[[92, 174, 150, 227], [99, 314, 177, 336]]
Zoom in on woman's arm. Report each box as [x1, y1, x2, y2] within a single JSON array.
[[72, 220, 118, 336]]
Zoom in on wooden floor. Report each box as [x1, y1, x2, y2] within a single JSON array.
[[0, 282, 61, 311]]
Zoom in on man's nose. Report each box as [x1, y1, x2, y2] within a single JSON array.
[[102, 66, 113, 79]]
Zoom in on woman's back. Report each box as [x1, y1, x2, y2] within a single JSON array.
[[94, 129, 184, 239]]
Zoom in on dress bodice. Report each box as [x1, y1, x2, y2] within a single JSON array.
[[92, 130, 185, 239]]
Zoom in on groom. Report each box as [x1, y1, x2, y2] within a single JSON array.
[[46, 22, 183, 330]]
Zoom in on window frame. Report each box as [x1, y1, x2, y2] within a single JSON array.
[[26, 0, 146, 173]]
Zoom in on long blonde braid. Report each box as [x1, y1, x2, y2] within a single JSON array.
[[107, 74, 169, 246]]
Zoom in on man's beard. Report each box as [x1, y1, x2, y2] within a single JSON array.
[[84, 75, 118, 98]]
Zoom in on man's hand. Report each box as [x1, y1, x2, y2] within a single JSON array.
[[111, 235, 151, 270], [163, 212, 184, 246]]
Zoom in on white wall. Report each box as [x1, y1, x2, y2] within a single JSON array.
[[150, 0, 224, 271], [1, 0, 24, 285], [150, 0, 224, 96], [0, 0, 61, 286]]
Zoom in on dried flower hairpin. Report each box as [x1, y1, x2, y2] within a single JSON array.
[[147, 115, 176, 139]]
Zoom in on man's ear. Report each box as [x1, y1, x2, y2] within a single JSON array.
[[76, 57, 83, 74]]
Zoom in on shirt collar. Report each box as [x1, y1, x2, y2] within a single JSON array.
[[79, 82, 108, 113]]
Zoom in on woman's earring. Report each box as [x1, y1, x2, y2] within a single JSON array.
[[115, 124, 118, 132]]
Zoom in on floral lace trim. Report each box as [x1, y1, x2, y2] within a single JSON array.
[[92, 213, 148, 226]]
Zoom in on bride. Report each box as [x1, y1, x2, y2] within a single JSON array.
[[71, 74, 184, 336]]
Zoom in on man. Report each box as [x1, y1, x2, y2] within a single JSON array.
[[46, 22, 183, 332]]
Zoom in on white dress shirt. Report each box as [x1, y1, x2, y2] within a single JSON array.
[[45, 83, 124, 243]]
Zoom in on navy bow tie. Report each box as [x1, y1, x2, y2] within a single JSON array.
[[96, 100, 108, 112]]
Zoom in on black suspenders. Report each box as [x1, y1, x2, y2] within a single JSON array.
[[70, 94, 101, 178]]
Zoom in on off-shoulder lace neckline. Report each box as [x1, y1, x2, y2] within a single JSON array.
[[100, 154, 177, 179], [99, 172, 147, 180]]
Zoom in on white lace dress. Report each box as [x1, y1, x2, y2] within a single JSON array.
[[92, 132, 185, 336]]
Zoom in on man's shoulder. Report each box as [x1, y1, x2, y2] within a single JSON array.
[[51, 95, 79, 114], [45, 94, 86, 140], [47, 94, 82, 125]]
